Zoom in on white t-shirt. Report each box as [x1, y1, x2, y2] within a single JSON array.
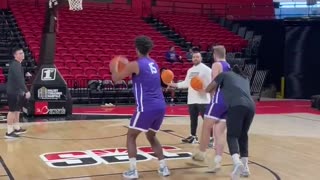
[[177, 63, 212, 104]]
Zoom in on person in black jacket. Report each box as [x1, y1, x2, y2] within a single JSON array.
[[5, 47, 31, 138], [205, 65, 256, 179]]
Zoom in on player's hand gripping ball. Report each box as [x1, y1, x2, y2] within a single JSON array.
[[161, 69, 174, 84], [190, 76, 204, 91], [109, 55, 129, 73]]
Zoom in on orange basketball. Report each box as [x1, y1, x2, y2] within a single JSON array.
[[118, 58, 128, 72], [161, 69, 174, 84], [110, 55, 128, 72], [190, 76, 204, 91]]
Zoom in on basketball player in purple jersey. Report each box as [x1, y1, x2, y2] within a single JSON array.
[[193, 46, 231, 172], [110, 36, 170, 179]]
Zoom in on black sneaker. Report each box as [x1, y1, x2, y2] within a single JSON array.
[[5, 131, 20, 139], [182, 135, 199, 144], [14, 128, 27, 134], [181, 135, 193, 143]]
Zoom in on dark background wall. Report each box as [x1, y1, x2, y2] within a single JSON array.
[[237, 19, 320, 99], [283, 19, 320, 99], [236, 20, 285, 90]]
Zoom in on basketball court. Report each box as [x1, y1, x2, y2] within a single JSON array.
[[0, 101, 319, 180], [0, 0, 319, 179]]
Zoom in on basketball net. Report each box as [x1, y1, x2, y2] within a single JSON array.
[[68, 0, 83, 11]]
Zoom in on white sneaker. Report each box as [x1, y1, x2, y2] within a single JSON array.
[[241, 165, 250, 177], [158, 166, 170, 177], [241, 157, 250, 177], [192, 151, 205, 161], [123, 169, 138, 179], [206, 161, 221, 173], [231, 162, 244, 180]]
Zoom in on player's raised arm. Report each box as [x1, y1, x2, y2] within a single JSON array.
[[168, 69, 190, 89], [110, 61, 139, 82]]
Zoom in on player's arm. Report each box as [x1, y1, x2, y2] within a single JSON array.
[[111, 61, 139, 82], [168, 69, 190, 89], [211, 62, 222, 80], [206, 73, 224, 93], [207, 62, 222, 95]]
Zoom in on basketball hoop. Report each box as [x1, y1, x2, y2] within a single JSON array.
[[68, 0, 83, 11]]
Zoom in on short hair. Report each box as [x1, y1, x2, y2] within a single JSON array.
[[12, 47, 23, 55], [191, 47, 200, 53], [232, 64, 247, 79], [213, 45, 226, 59], [192, 51, 202, 57], [135, 36, 153, 56]]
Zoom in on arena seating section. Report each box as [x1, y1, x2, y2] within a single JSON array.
[[0, 10, 35, 84], [0, 11, 13, 83], [10, 3, 194, 89], [154, 13, 248, 52], [6, 2, 263, 103]]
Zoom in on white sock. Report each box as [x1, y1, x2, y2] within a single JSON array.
[[129, 158, 137, 170], [159, 159, 166, 169], [241, 157, 249, 166], [13, 123, 20, 130], [232, 154, 241, 165], [214, 155, 222, 164], [7, 125, 14, 134]]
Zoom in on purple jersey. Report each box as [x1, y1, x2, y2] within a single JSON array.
[[132, 57, 165, 112], [220, 61, 231, 72], [204, 61, 231, 120], [213, 61, 231, 103]]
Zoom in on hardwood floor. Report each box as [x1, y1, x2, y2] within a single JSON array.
[[0, 113, 319, 180]]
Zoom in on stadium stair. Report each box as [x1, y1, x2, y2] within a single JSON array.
[[0, 9, 37, 104], [0, 9, 36, 78], [144, 16, 190, 51], [10, 3, 195, 104], [150, 13, 248, 52]]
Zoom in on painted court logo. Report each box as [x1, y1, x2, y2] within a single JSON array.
[[40, 146, 191, 168]]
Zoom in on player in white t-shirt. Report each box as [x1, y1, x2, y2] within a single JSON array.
[[168, 52, 212, 144]]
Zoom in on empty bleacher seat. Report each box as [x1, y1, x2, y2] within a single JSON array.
[[155, 13, 248, 52], [10, 3, 186, 88]]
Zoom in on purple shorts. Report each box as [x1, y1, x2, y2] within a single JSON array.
[[204, 102, 227, 121], [129, 108, 166, 132]]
